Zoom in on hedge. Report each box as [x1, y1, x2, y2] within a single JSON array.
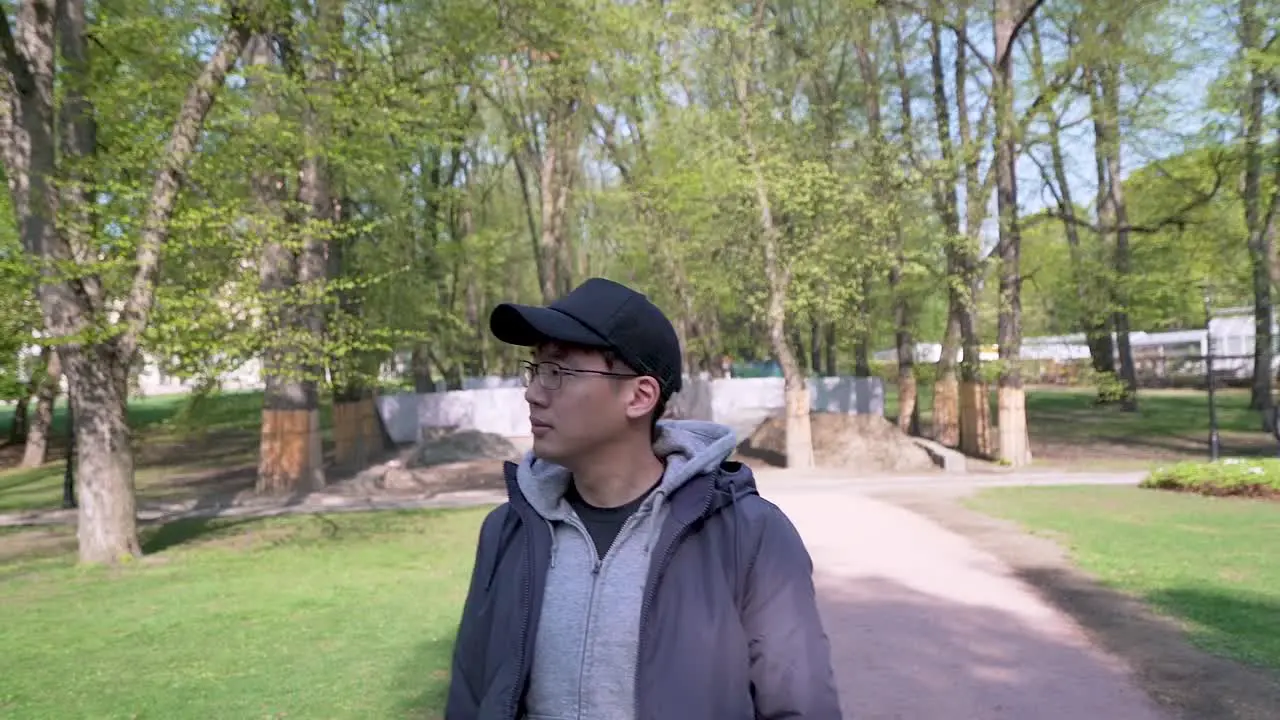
[[1142, 459, 1280, 499]]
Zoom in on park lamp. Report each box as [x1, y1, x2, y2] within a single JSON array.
[[1200, 281, 1221, 462]]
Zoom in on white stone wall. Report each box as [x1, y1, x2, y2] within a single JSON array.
[[668, 376, 885, 440], [376, 388, 532, 444], [376, 376, 886, 445]]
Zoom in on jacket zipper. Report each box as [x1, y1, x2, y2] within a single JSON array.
[[506, 515, 536, 720], [633, 490, 715, 720]]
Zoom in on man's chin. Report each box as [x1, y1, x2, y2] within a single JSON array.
[[530, 437, 563, 464]]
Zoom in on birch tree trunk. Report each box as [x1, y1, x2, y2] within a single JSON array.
[[736, 0, 812, 469]]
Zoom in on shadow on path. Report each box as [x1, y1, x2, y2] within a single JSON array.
[[818, 574, 1167, 720]]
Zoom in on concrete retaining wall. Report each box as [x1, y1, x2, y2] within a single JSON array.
[[376, 388, 532, 444], [667, 376, 885, 440], [376, 375, 885, 445]]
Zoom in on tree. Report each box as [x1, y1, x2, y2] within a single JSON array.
[[1026, 16, 1117, 381], [1238, 0, 1278, 420], [992, 0, 1042, 467], [0, 0, 257, 563], [733, 0, 814, 469]]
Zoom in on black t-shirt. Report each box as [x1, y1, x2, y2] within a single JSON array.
[[565, 478, 660, 561]]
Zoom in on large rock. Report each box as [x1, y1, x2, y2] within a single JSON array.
[[737, 412, 938, 473], [334, 428, 518, 497], [407, 427, 520, 468]]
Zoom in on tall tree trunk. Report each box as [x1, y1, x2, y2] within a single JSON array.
[[893, 294, 918, 435], [954, 7, 993, 458], [553, 104, 577, 297], [928, 11, 961, 446], [256, 5, 337, 492], [320, 6, 382, 467], [1240, 0, 1276, 421], [823, 323, 837, 376], [889, 13, 919, 435], [537, 91, 580, 303], [249, 34, 296, 491], [9, 391, 29, 443], [1086, 66, 1135, 407], [1028, 19, 1115, 380], [64, 343, 138, 561], [410, 346, 435, 392], [809, 315, 822, 374], [736, 0, 812, 469], [853, 324, 872, 377], [19, 346, 60, 467], [855, 23, 885, 386], [934, 315, 961, 444], [1094, 52, 1138, 410], [994, 0, 1032, 467]]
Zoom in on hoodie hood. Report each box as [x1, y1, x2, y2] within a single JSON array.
[[514, 419, 739, 522]]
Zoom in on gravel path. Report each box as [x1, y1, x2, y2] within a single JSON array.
[[765, 484, 1171, 720]]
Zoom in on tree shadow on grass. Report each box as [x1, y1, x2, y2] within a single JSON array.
[[1143, 587, 1280, 672], [1012, 567, 1280, 720], [138, 505, 346, 554], [140, 515, 264, 554]]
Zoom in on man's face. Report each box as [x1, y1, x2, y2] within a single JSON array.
[[524, 342, 633, 464]]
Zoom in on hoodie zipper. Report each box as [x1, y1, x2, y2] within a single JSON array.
[[573, 511, 643, 717], [633, 488, 715, 720]]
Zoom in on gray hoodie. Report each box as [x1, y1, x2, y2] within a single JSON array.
[[515, 420, 740, 720]]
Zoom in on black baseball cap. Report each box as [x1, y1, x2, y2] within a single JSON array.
[[489, 277, 683, 398]]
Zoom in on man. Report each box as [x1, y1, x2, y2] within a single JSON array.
[[445, 277, 841, 720]]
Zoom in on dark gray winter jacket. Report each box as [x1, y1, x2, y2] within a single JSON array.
[[444, 421, 841, 720]]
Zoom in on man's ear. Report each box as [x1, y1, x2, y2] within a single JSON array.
[[624, 376, 661, 421]]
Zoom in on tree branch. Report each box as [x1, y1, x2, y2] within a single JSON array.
[[999, 0, 1048, 67], [118, 14, 253, 364], [1034, 156, 1228, 236], [1040, 209, 1206, 235]]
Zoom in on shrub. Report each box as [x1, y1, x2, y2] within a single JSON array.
[[1142, 459, 1280, 499]]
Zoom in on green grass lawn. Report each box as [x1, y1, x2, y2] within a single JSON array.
[[884, 384, 1260, 437], [0, 507, 486, 719], [968, 485, 1280, 669], [884, 385, 1271, 467], [0, 390, 275, 441]]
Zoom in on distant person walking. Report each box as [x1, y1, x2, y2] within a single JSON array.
[[445, 277, 841, 720]]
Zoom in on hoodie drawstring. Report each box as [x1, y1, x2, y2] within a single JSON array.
[[547, 519, 559, 568], [644, 489, 668, 553]]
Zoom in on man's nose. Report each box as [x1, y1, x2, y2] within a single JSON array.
[[525, 377, 549, 407]]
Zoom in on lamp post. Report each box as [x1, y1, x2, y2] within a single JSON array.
[[1202, 285, 1221, 462], [62, 394, 76, 509]]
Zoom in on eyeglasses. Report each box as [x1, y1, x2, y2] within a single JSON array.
[[520, 360, 639, 390]]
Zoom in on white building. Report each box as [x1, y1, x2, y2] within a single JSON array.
[[876, 307, 1277, 381]]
